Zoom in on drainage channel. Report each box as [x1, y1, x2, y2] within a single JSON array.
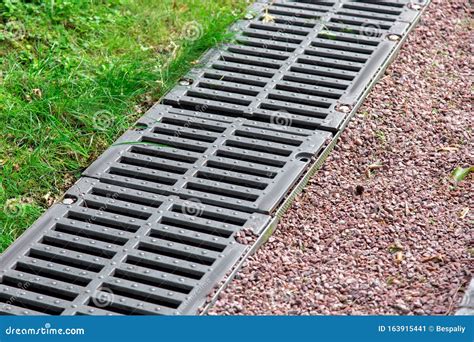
[[0, 0, 429, 315]]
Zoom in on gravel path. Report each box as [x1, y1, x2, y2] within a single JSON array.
[[209, 0, 473, 315]]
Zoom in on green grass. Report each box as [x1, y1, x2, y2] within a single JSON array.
[[0, 0, 248, 252]]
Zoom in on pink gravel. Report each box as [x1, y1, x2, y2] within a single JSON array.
[[209, 0, 473, 315]]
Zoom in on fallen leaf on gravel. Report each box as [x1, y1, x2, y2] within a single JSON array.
[[421, 255, 444, 263], [366, 162, 383, 178], [438, 146, 459, 152], [368, 163, 383, 170], [395, 251, 404, 264], [451, 166, 473, 182], [459, 208, 469, 219], [388, 242, 404, 254]]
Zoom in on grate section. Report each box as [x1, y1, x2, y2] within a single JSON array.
[[0, 178, 270, 315], [163, 0, 424, 131], [83, 105, 330, 214]]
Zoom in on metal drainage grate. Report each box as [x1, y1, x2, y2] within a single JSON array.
[[0, 0, 428, 315], [0, 178, 269, 315], [163, 0, 426, 132], [82, 105, 330, 214]]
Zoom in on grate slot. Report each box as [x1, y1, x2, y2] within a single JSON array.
[[81, 196, 153, 219], [125, 253, 206, 281], [119, 154, 188, 175], [54, 222, 129, 246], [153, 125, 219, 143], [28, 246, 105, 272], [137, 240, 217, 266], [102, 281, 182, 309], [66, 208, 142, 233], [342, 3, 403, 14], [221, 52, 284, 69], [160, 216, 237, 239], [202, 69, 268, 87], [141, 135, 209, 153], [159, 117, 227, 133], [241, 28, 305, 44], [197, 80, 261, 97], [275, 81, 344, 98], [0, 289, 65, 315], [329, 15, 393, 30], [196, 170, 268, 190], [337, 9, 397, 22], [185, 182, 259, 202], [15, 259, 92, 287], [114, 265, 198, 295], [2, 271, 79, 301], [236, 36, 298, 52], [169, 205, 246, 226], [214, 149, 286, 167], [41, 234, 117, 259], [267, 7, 323, 19], [212, 60, 276, 78], [90, 186, 165, 208], [149, 228, 227, 253], [271, 1, 333, 13], [226, 45, 291, 61], [108, 166, 178, 186], [186, 89, 254, 106], [267, 14, 319, 28], [205, 159, 278, 178]]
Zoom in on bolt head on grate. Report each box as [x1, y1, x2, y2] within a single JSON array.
[[62, 197, 77, 205], [409, 4, 422, 10], [179, 79, 193, 86], [336, 105, 352, 114], [244, 13, 255, 20], [388, 34, 401, 42]]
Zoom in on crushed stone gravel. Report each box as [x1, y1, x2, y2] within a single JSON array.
[[209, 0, 473, 315]]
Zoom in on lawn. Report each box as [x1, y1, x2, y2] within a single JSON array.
[[0, 0, 247, 252]]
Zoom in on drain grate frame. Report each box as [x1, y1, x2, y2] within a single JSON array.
[[82, 104, 331, 214], [0, 0, 430, 316], [163, 0, 427, 132], [0, 178, 270, 315]]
